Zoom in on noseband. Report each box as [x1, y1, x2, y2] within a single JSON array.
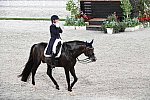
[[77, 46, 94, 64]]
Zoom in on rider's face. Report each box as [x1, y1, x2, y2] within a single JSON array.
[[53, 19, 59, 23]]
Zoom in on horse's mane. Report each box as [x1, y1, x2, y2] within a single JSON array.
[[62, 40, 86, 51], [63, 40, 85, 45]]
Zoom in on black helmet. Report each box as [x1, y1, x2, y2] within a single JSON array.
[[51, 15, 59, 22]]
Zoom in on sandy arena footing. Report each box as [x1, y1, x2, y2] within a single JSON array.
[[0, 20, 150, 100]]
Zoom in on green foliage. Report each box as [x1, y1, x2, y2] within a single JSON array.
[[64, 16, 86, 26], [104, 21, 118, 28], [113, 24, 121, 33], [118, 22, 126, 32], [102, 21, 123, 33], [103, 14, 119, 28], [65, 0, 85, 26], [123, 18, 140, 27], [64, 16, 76, 26], [101, 25, 107, 33], [74, 18, 86, 26], [138, 0, 150, 17], [120, 0, 133, 18], [102, 14, 127, 33], [107, 14, 118, 22], [144, 0, 150, 9], [137, 0, 145, 16], [66, 0, 79, 18]]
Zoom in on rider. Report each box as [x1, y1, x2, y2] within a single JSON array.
[[45, 15, 63, 67]]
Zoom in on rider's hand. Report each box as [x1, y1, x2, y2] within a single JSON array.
[[55, 22, 60, 28]]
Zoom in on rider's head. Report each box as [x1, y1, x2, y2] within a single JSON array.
[[51, 15, 59, 23]]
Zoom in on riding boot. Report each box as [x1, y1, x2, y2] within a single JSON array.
[[51, 53, 56, 68]]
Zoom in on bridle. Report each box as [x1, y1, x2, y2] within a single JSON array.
[[77, 46, 95, 64], [76, 57, 93, 64]]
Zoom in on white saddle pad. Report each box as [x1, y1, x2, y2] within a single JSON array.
[[44, 39, 62, 58]]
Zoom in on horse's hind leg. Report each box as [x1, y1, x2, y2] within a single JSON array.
[[47, 65, 59, 90], [32, 61, 41, 85], [70, 67, 78, 90]]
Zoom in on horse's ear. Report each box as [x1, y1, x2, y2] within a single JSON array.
[[85, 41, 88, 45], [90, 39, 94, 44]]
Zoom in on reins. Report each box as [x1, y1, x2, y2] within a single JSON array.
[[76, 57, 93, 64]]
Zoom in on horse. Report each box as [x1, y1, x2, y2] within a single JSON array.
[[18, 40, 96, 92]]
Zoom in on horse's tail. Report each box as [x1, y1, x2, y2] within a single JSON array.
[[18, 44, 37, 82]]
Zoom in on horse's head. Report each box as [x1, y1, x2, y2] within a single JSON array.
[[63, 40, 96, 62], [84, 40, 96, 62]]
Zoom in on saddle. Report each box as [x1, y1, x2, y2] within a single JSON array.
[[44, 39, 62, 58], [43, 40, 62, 67]]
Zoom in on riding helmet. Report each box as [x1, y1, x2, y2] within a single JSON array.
[[51, 15, 59, 22]]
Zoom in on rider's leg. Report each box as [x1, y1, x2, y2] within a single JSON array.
[[51, 53, 56, 68], [46, 38, 55, 56]]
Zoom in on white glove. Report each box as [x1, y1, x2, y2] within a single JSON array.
[[55, 22, 60, 28]]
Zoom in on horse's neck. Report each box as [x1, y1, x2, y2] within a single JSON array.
[[73, 46, 85, 58], [63, 41, 85, 58]]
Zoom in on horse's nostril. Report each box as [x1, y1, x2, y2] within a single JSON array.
[[93, 59, 96, 62], [89, 55, 96, 62], [90, 58, 96, 62], [93, 57, 97, 62]]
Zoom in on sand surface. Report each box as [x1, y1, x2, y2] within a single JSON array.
[[0, 20, 150, 100]]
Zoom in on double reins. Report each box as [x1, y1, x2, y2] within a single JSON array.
[[76, 45, 95, 64], [76, 57, 93, 64]]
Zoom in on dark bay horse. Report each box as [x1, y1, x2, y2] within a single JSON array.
[[18, 40, 96, 91]]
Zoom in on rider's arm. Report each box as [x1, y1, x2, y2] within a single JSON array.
[[59, 27, 63, 33], [50, 25, 61, 38]]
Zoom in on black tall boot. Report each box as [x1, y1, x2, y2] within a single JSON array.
[[51, 53, 56, 68]]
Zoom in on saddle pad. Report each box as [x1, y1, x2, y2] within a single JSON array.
[[44, 39, 62, 58]]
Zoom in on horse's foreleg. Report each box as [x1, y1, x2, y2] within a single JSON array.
[[64, 68, 72, 92], [70, 67, 78, 89], [47, 65, 59, 90]]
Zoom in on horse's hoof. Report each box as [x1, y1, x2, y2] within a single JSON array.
[[68, 89, 72, 92], [56, 86, 59, 90], [32, 82, 35, 85]]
